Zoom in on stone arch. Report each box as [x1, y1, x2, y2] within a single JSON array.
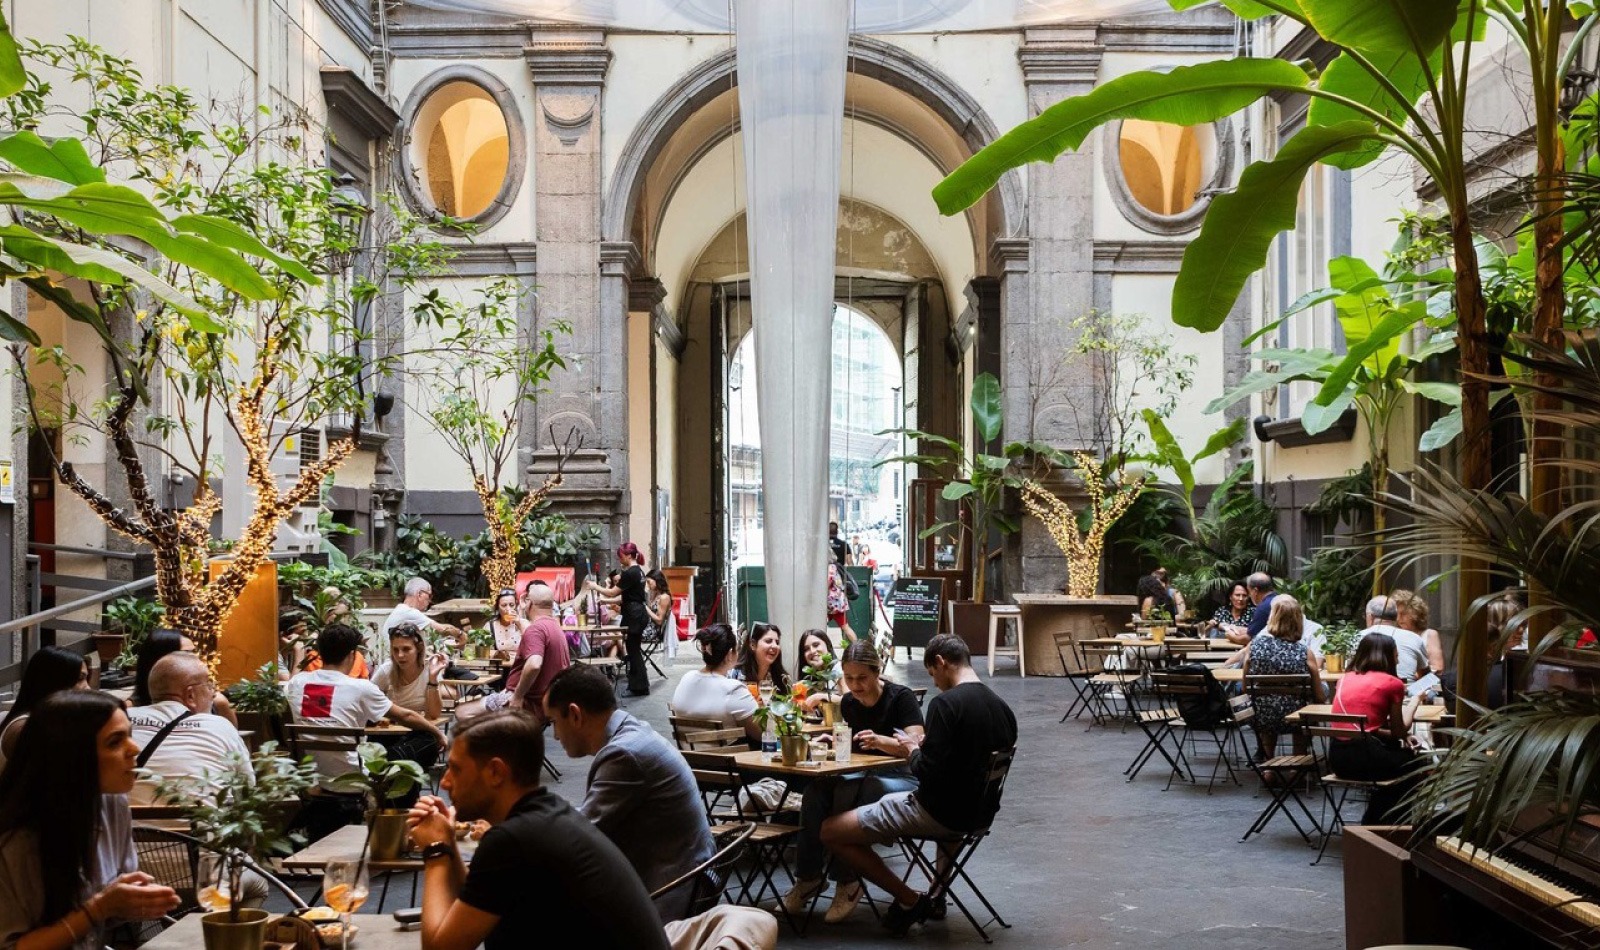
[[601, 36, 1024, 257]]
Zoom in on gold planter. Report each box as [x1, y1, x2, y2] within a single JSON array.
[[368, 808, 412, 861], [779, 735, 808, 767], [821, 700, 840, 729], [1149, 626, 1166, 643], [1325, 653, 1344, 674], [201, 909, 270, 950]]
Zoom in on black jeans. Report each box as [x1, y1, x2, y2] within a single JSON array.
[[623, 607, 650, 693], [1328, 734, 1418, 825]]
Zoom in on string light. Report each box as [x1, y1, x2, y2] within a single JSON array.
[[1020, 452, 1144, 598], [474, 472, 563, 593]]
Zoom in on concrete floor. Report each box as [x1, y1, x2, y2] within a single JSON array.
[[276, 649, 1348, 948]]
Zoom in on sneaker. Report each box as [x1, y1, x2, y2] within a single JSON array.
[[881, 893, 932, 936], [781, 877, 825, 915], [824, 881, 864, 923]]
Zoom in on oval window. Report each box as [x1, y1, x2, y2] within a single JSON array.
[[1117, 119, 1214, 217], [410, 81, 511, 220]]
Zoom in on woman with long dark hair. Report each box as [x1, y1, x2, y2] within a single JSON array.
[[737, 623, 791, 693], [643, 569, 676, 660], [0, 646, 89, 766], [1328, 632, 1422, 823], [0, 691, 179, 949], [670, 624, 760, 744], [589, 542, 651, 696]]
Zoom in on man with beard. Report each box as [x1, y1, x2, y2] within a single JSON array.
[[406, 710, 668, 950]]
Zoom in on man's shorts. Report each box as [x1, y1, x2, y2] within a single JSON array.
[[854, 791, 956, 842], [483, 689, 514, 712]]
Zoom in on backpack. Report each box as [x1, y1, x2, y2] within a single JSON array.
[[1169, 663, 1230, 729]]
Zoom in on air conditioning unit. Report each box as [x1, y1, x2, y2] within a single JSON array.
[[268, 426, 324, 508], [273, 505, 321, 555]]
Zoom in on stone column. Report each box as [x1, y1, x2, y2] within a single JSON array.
[[1010, 29, 1103, 597], [524, 29, 626, 553]]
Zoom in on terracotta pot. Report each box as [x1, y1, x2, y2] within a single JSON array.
[[201, 908, 270, 950], [779, 735, 808, 767], [91, 631, 127, 666], [368, 809, 412, 861]]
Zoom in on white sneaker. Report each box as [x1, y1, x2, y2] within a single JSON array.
[[824, 880, 865, 923], [782, 877, 825, 915]]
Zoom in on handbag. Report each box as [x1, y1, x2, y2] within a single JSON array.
[[842, 568, 860, 601]]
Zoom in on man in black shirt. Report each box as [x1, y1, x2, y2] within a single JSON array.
[[407, 710, 669, 950], [828, 521, 851, 567], [822, 634, 1017, 935]]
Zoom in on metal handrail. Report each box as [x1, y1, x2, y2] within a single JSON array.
[[27, 541, 144, 561], [0, 574, 158, 637]]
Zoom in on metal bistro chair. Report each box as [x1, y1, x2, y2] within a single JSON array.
[[1301, 710, 1415, 866], [648, 823, 757, 917], [1147, 669, 1244, 793], [1239, 674, 1322, 846], [687, 753, 801, 912], [1080, 641, 1144, 731], [1054, 632, 1098, 723], [895, 747, 1016, 943]]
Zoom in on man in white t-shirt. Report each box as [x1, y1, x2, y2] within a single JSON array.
[[286, 623, 446, 840], [382, 577, 465, 646], [130, 652, 253, 805], [1357, 595, 1431, 685]]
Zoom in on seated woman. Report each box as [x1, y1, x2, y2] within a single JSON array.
[[131, 629, 237, 726], [486, 589, 527, 657], [370, 623, 452, 774], [670, 624, 761, 745], [734, 622, 791, 693], [0, 646, 90, 768], [1210, 582, 1254, 645], [643, 569, 675, 659], [783, 641, 926, 923], [796, 628, 844, 711], [1241, 595, 1325, 763], [1328, 632, 1423, 824], [0, 690, 181, 950]]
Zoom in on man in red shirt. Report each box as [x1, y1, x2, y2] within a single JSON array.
[[458, 583, 571, 725]]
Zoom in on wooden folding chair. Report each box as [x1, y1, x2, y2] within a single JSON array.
[[649, 823, 757, 917], [896, 747, 1016, 943], [1300, 711, 1413, 866], [1054, 632, 1098, 723], [1147, 669, 1243, 793], [686, 752, 800, 911], [1239, 674, 1322, 846]]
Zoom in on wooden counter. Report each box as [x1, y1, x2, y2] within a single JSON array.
[[1012, 594, 1141, 676]]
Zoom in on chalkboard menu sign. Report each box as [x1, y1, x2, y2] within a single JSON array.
[[892, 577, 944, 648]]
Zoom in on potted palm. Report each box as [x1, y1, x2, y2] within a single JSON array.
[[752, 693, 808, 766], [802, 653, 844, 728], [158, 744, 316, 950], [329, 741, 429, 861]]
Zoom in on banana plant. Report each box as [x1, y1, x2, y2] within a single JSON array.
[[1203, 254, 1458, 590]]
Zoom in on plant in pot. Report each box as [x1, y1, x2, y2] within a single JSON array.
[[157, 743, 316, 950], [224, 662, 291, 748], [466, 624, 496, 660], [99, 596, 165, 671], [802, 654, 844, 728], [752, 692, 808, 766], [1319, 621, 1361, 674], [328, 741, 429, 862], [1144, 606, 1172, 642]]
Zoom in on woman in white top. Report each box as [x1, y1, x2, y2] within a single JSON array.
[[670, 624, 761, 744], [485, 589, 527, 656], [371, 624, 450, 719]]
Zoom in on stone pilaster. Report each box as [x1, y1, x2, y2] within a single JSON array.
[[523, 29, 626, 550], [1011, 29, 1103, 597]]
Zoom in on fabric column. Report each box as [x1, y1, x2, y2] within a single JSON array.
[[734, 0, 848, 660]]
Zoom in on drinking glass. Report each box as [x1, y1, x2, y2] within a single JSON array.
[[322, 860, 369, 950]]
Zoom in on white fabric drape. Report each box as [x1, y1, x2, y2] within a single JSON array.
[[402, 0, 1170, 32], [734, 0, 849, 658]]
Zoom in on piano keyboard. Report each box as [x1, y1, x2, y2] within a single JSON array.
[[1435, 836, 1600, 930]]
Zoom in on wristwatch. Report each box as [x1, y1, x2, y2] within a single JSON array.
[[420, 841, 455, 862]]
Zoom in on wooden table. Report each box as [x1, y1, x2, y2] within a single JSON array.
[[731, 749, 904, 781], [1080, 637, 1236, 650], [1287, 702, 1448, 724], [1213, 668, 1344, 684], [282, 823, 479, 874], [429, 598, 491, 621], [140, 912, 417, 950], [365, 717, 449, 737]]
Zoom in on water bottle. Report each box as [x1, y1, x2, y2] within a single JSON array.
[[761, 717, 778, 762], [833, 721, 852, 764]]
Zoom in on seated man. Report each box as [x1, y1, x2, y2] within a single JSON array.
[[129, 652, 252, 806], [457, 583, 569, 725], [821, 634, 1017, 936], [286, 623, 446, 840], [1358, 595, 1431, 687], [543, 666, 714, 922], [405, 710, 671, 950]]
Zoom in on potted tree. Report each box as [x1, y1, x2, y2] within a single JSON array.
[[752, 693, 808, 766], [158, 744, 316, 950], [329, 741, 429, 862]]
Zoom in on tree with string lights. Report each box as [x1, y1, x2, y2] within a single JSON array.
[[4, 38, 452, 659]]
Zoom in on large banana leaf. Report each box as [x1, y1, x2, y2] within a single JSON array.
[[1173, 121, 1382, 332], [0, 132, 104, 186], [0, 225, 207, 319], [1308, 52, 1431, 170], [1301, 0, 1459, 57], [1313, 302, 1423, 407], [971, 371, 1003, 445], [933, 58, 1312, 215], [0, 15, 22, 99]]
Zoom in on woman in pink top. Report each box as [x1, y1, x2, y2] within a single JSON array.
[[1328, 632, 1423, 823]]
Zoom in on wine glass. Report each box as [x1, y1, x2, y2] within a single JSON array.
[[322, 860, 369, 950]]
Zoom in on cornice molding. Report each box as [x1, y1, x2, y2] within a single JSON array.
[[320, 67, 399, 141], [1019, 28, 1104, 86], [526, 29, 611, 87], [1093, 240, 1188, 274], [317, 0, 373, 49]]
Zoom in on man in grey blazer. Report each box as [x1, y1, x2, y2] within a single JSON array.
[[544, 665, 715, 922]]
